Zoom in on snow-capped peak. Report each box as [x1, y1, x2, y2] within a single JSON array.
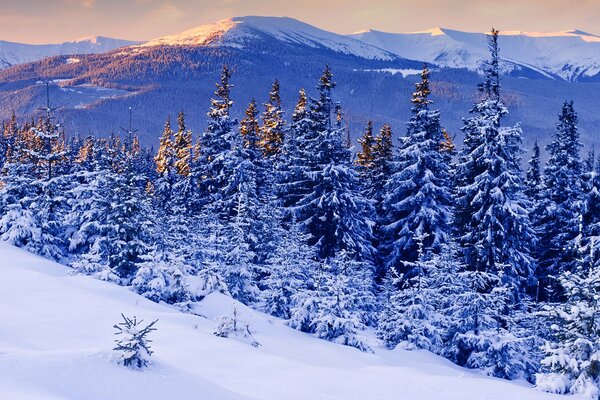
[[140, 18, 240, 47], [139, 16, 395, 60], [350, 27, 600, 81]]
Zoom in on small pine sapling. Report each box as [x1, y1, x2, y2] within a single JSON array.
[[214, 306, 260, 347], [113, 314, 158, 369]]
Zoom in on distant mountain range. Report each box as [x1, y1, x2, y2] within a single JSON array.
[[351, 28, 600, 82], [0, 36, 140, 69], [0, 16, 599, 151]]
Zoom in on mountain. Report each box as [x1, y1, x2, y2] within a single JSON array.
[[350, 28, 600, 82], [0, 242, 573, 400], [0, 36, 141, 69], [0, 16, 599, 152], [139, 16, 395, 60], [0, 16, 423, 142]]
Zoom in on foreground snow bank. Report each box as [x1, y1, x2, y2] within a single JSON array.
[[0, 243, 581, 400]]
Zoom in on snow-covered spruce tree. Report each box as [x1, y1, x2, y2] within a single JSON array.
[[276, 88, 313, 210], [356, 120, 375, 178], [536, 266, 600, 398], [377, 235, 444, 352], [150, 113, 199, 281], [240, 98, 271, 202], [197, 65, 237, 207], [69, 136, 154, 282], [0, 105, 69, 261], [262, 213, 317, 319], [0, 148, 40, 252], [443, 265, 538, 380], [260, 79, 286, 159], [582, 158, 600, 275], [295, 65, 375, 261], [536, 101, 584, 301], [0, 112, 18, 169], [214, 306, 260, 347], [370, 123, 394, 278], [173, 111, 192, 177], [131, 243, 193, 304], [153, 117, 178, 211], [525, 140, 543, 204], [381, 65, 452, 280], [67, 137, 115, 277], [284, 68, 377, 349], [113, 314, 158, 370], [214, 110, 266, 303], [106, 141, 155, 282], [29, 113, 70, 261], [453, 29, 536, 297], [192, 212, 230, 297], [290, 251, 374, 352], [172, 112, 202, 215], [221, 191, 261, 304], [582, 149, 596, 194]]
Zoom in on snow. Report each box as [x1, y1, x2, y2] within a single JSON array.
[[0, 242, 583, 400], [350, 27, 600, 81], [357, 68, 422, 77], [0, 36, 140, 70], [140, 16, 395, 60]]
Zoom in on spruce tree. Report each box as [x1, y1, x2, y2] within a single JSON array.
[[525, 140, 543, 203], [131, 243, 193, 304], [198, 65, 237, 206], [290, 251, 375, 352], [582, 158, 600, 273], [0, 93, 68, 261], [356, 120, 375, 174], [262, 214, 317, 319], [370, 123, 394, 277], [536, 101, 584, 301], [173, 111, 192, 177], [153, 117, 177, 211], [453, 29, 536, 296], [260, 79, 286, 158], [537, 266, 600, 398], [277, 88, 312, 210], [382, 65, 452, 279], [295, 66, 374, 261], [377, 236, 444, 352]]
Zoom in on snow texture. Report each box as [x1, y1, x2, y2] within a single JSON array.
[[0, 242, 583, 400]]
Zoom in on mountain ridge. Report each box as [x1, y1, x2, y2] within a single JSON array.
[[349, 26, 600, 81], [0, 36, 141, 69], [0, 15, 599, 152]]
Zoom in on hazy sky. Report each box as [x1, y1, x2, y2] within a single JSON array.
[[1, 0, 600, 44]]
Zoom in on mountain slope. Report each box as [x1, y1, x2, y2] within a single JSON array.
[[350, 28, 600, 81], [0, 242, 581, 400], [0, 36, 140, 69], [139, 16, 396, 61], [0, 16, 600, 152]]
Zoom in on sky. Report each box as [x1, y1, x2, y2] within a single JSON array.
[[1, 0, 600, 44]]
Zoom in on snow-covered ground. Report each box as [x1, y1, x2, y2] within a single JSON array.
[[0, 243, 582, 400]]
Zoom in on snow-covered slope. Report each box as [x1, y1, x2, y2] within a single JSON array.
[[0, 36, 140, 69], [140, 16, 396, 60], [0, 243, 581, 400], [350, 28, 600, 81]]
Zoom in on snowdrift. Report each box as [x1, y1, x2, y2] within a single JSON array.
[[0, 243, 581, 400]]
